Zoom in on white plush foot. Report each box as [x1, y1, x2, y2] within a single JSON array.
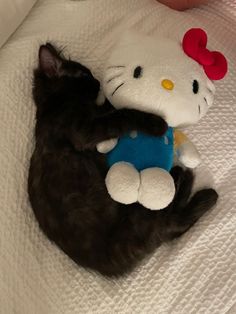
[[105, 162, 140, 204], [138, 168, 175, 210]]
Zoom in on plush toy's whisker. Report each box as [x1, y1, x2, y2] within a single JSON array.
[[204, 97, 208, 106], [107, 73, 123, 84], [111, 82, 125, 96], [207, 87, 214, 94], [198, 105, 201, 115], [107, 65, 126, 70]]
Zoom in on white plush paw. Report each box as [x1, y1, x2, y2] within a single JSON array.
[[138, 168, 175, 210], [105, 162, 140, 204], [178, 143, 201, 169], [96, 89, 106, 106], [97, 138, 118, 154]]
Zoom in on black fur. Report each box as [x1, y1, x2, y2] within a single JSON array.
[[28, 43, 218, 277]]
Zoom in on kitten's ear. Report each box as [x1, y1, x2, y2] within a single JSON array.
[[39, 43, 63, 77]]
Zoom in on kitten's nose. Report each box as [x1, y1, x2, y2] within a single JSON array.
[[161, 79, 174, 91]]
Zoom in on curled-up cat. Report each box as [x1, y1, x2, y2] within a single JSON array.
[[28, 43, 218, 277]]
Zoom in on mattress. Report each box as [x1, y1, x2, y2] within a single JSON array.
[[0, 0, 235, 313]]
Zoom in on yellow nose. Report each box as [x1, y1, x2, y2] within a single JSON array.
[[161, 79, 174, 91]]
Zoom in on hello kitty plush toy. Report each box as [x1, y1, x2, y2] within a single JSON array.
[[97, 28, 227, 210]]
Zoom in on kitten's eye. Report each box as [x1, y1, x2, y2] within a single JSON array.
[[193, 80, 199, 94], [76, 71, 89, 78], [133, 66, 143, 79]]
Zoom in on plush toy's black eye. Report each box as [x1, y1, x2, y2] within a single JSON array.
[[193, 80, 199, 94], [133, 66, 143, 79]]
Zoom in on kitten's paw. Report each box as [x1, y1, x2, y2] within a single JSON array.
[[147, 115, 168, 137], [171, 168, 194, 207], [139, 113, 168, 137], [191, 188, 218, 212], [182, 188, 218, 223], [170, 166, 185, 185]]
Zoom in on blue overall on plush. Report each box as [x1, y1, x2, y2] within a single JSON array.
[[107, 127, 174, 172]]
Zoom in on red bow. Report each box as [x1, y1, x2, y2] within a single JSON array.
[[182, 28, 228, 80]]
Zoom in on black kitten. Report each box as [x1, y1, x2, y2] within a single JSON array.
[[28, 43, 218, 277]]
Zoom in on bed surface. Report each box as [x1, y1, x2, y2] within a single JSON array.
[[0, 0, 235, 313]]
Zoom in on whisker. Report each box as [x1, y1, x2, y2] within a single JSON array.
[[107, 65, 126, 70], [207, 88, 213, 94], [112, 83, 125, 96], [198, 105, 201, 115], [204, 97, 208, 106], [107, 73, 123, 84]]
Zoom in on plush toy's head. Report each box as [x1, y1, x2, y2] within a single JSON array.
[[102, 29, 227, 127]]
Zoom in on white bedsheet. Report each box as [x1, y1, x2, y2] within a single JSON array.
[[0, 0, 38, 48], [0, 0, 235, 313]]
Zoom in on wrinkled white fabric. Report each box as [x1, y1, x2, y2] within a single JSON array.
[[0, 0, 38, 48], [0, 0, 235, 313]]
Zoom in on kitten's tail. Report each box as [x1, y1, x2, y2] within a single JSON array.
[[77, 168, 218, 277]]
